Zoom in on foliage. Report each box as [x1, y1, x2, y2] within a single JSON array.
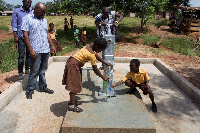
[[164, 0, 191, 11], [0, 0, 14, 11]]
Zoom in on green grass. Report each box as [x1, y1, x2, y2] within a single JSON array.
[[0, 25, 9, 31], [0, 39, 18, 73], [141, 34, 200, 56]]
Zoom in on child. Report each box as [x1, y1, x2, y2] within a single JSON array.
[[112, 59, 157, 112], [62, 38, 112, 112], [70, 16, 74, 29], [48, 23, 62, 56], [74, 25, 80, 48], [81, 27, 87, 46], [64, 18, 69, 32], [0, 56, 2, 64]]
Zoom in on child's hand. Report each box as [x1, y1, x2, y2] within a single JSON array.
[[111, 85, 115, 88], [103, 76, 109, 81], [106, 63, 113, 66]]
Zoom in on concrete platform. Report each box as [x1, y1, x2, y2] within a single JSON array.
[[62, 63, 156, 133], [1, 57, 200, 132]]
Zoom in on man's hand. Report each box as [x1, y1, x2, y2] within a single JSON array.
[[14, 36, 19, 43], [113, 22, 118, 27], [101, 22, 107, 26], [30, 50, 36, 60], [103, 76, 109, 81]]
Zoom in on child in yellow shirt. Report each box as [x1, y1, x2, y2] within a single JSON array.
[[112, 59, 157, 112], [62, 38, 112, 112]]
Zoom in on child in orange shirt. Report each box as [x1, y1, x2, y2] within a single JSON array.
[[81, 27, 87, 46], [62, 38, 112, 112], [112, 59, 157, 112], [48, 23, 62, 56]]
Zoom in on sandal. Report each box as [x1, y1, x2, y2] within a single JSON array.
[[152, 103, 157, 112], [68, 105, 83, 112]]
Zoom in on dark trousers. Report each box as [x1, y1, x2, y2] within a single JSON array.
[[26, 53, 49, 91], [18, 39, 31, 73]]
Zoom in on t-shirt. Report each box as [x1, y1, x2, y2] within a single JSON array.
[[49, 30, 56, 40], [73, 46, 97, 65], [122, 68, 149, 84]]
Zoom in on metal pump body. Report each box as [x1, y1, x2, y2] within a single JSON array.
[[99, 24, 116, 97]]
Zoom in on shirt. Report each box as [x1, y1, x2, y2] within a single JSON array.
[[73, 46, 97, 65], [11, 7, 32, 39], [74, 29, 79, 39], [122, 68, 149, 84], [49, 30, 56, 40], [95, 11, 115, 38], [21, 13, 50, 53]]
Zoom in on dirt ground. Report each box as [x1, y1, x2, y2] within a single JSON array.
[[0, 26, 200, 93]]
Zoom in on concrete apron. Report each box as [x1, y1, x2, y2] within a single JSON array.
[[62, 62, 156, 133], [0, 56, 200, 132]]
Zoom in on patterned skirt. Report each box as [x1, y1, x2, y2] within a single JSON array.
[[62, 57, 84, 93], [50, 39, 62, 53]]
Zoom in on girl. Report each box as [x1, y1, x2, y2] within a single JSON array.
[[81, 27, 87, 46], [48, 23, 62, 56], [62, 38, 112, 112]]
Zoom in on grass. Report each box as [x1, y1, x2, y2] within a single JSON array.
[[0, 26, 9, 31], [141, 34, 200, 56], [0, 15, 199, 73], [0, 39, 18, 73]]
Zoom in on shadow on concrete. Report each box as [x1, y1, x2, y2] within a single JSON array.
[[50, 101, 68, 117], [115, 88, 143, 100]]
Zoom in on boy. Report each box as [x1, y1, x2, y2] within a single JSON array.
[[112, 59, 157, 112], [74, 25, 80, 48], [62, 38, 112, 112], [64, 18, 69, 32], [70, 16, 74, 29]]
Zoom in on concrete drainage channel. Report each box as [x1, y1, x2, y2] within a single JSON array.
[[0, 56, 200, 132]]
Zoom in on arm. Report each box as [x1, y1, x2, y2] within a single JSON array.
[[23, 31, 36, 59], [95, 53, 112, 66], [11, 9, 19, 43], [47, 30, 56, 55], [112, 80, 124, 88], [92, 65, 109, 81], [113, 13, 123, 27]]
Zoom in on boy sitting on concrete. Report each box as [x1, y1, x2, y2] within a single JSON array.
[[112, 59, 157, 112]]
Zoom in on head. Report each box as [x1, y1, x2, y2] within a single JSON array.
[[74, 25, 77, 29], [93, 38, 107, 53], [64, 18, 67, 21], [34, 2, 46, 19], [71, 16, 72, 18], [102, 7, 109, 19], [22, 0, 32, 10], [130, 59, 140, 73], [83, 27, 86, 31], [49, 23, 54, 30]]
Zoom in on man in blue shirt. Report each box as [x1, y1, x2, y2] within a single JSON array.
[[11, 0, 32, 79], [21, 2, 56, 99]]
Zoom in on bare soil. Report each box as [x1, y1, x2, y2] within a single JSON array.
[[0, 25, 200, 93]]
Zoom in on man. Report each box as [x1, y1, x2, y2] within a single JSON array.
[[95, 7, 123, 38], [11, 0, 32, 79], [21, 2, 56, 99]]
